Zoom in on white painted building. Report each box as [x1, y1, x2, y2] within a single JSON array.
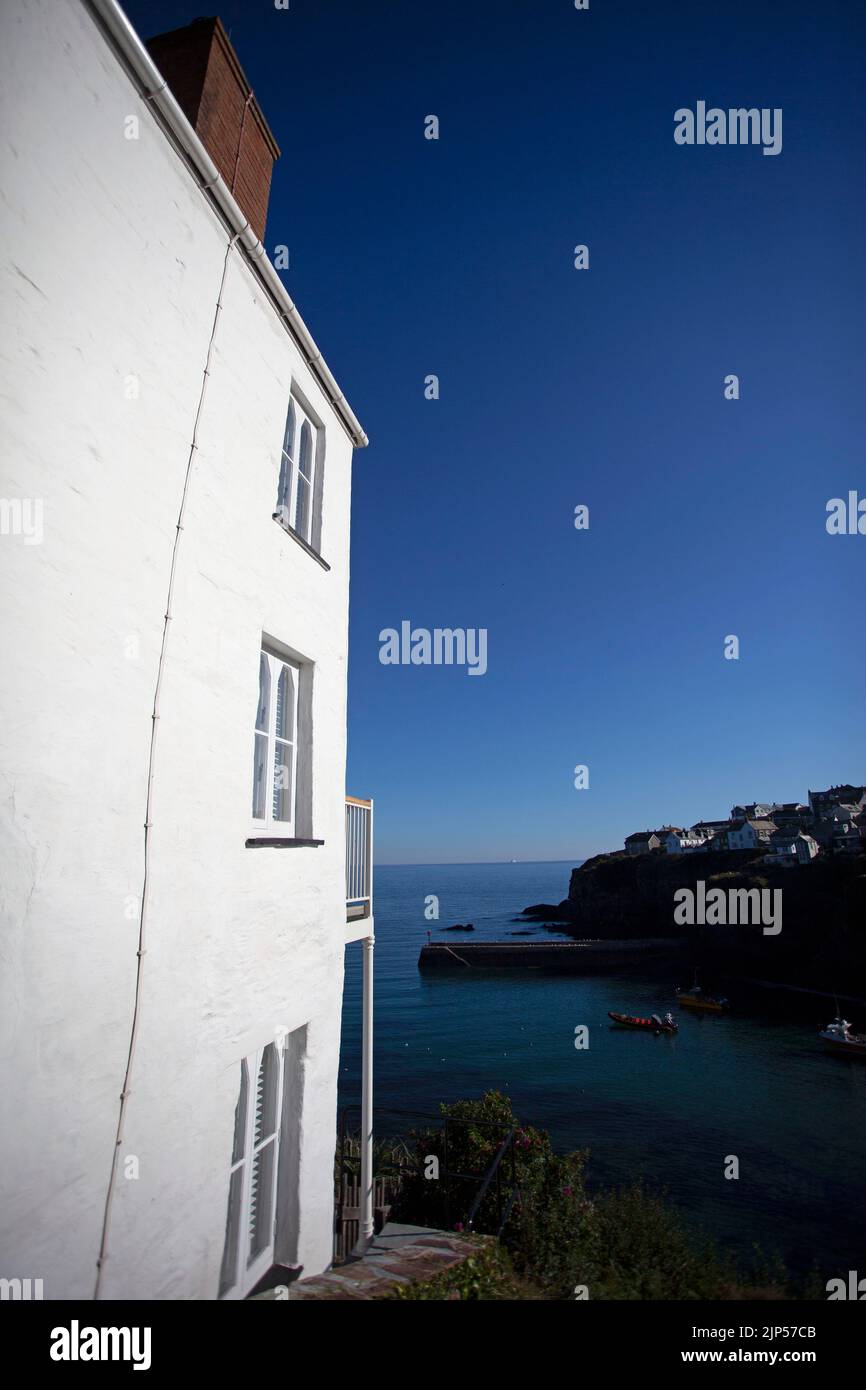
[[663, 830, 705, 854], [0, 0, 373, 1300], [726, 818, 776, 851]]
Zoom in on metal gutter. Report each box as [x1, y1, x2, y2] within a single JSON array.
[[84, 0, 368, 448]]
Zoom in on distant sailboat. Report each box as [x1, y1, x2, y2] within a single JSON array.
[[820, 997, 866, 1056], [819, 1016, 866, 1056]]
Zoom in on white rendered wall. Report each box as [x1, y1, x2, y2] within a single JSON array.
[[0, 0, 355, 1299]]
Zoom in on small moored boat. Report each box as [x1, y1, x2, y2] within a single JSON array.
[[676, 970, 728, 1013], [819, 1016, 866, 1057], [608, 1011, 678, 1034], [676, 986, 729, 1013]]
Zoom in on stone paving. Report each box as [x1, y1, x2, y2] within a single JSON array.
[[275, 1224, 489, 1300]]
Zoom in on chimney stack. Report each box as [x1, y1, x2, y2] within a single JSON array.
[[146, 16, 280, 242]]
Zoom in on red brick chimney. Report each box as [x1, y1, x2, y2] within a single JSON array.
[[146, 16, 280, 242]]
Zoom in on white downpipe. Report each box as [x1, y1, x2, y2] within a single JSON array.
[[357, 932, 375, 1251], [84, 0, 368, 449]]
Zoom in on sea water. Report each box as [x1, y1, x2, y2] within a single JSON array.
[[339, 860, 866, 1277]]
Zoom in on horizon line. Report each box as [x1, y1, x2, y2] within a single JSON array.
[[374, 857, 583, 868]]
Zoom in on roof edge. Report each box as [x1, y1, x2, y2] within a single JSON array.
[[84, 0, 367, 448]]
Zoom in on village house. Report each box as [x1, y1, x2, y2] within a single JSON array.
[[624, 830, 662, 854], [730, 802, 773, 822], [765, 829, 819, 866], [628, 782, 864, 868], [808, 784, 866, 817], [767, 802, 811, 830], [811, 813, 862, 855], [0, 1, 374, 1301], [701, 833, 726, 852], [726, 818, 778, 851], [690, 820, 731, 844], [663, 829, 705, 854], [624, 826, 688, 854]]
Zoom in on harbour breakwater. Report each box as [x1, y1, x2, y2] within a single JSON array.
[[418, 938, 676, 972], [520, 850, 866, 993]]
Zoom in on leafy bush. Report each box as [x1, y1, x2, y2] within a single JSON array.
[[506, 1149, 595, 1296], [392, 1091, 550, 1234], [390, 1091, 794, 1301], [548, 1181, 738, 1300]]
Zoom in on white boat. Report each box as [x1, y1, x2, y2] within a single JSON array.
[[819, 1016, 866, 1057]]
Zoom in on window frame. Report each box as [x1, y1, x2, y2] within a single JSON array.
[[219, 1042, 286, 1300], [252, 648, 301, 836], [274, 394, 320, 550]]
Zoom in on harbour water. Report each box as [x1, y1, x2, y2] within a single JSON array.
[[339, 860, 866, 1279]]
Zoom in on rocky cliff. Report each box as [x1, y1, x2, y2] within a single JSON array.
[[522, 850, 866, 992]]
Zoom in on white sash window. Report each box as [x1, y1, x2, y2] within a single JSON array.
[[219, 1042, 284, 1299], [252, 649, 299, 832], [275, 397, 318, 546]]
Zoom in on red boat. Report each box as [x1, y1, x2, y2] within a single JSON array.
[[608, 1010, 678, 1034]]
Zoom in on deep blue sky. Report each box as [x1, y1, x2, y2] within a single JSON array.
[[124, 0, 866, 863]]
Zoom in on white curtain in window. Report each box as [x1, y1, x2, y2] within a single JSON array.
[[274, 397, 318, 545], [252, 649, 300, 832]]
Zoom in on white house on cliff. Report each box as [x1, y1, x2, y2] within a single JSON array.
[[0, 0, 373, 1299]]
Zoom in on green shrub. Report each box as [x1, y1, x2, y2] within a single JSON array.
[[389, 1091, 795, 1301], [567, 1182, 736, 1300], [393, 1090, 550, 1235]]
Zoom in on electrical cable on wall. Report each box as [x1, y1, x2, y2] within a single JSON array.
[[93, 231, 242, 1299]]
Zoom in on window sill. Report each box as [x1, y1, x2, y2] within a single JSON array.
[[245, 836, 325, 849], [272, 515, 330, 571]]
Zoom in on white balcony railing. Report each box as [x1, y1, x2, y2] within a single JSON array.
[[346, 797, 373, 921]]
